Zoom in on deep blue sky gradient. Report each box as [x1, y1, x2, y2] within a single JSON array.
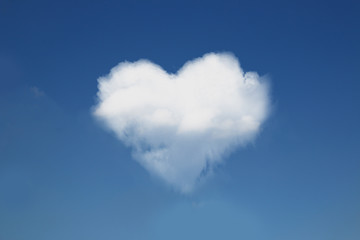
[[1, 0, 360, 239]]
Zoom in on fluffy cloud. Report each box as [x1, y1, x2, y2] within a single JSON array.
[[93, 53, 270, 193]]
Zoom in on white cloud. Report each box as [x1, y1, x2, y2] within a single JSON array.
[[92, 52, 270, 193]]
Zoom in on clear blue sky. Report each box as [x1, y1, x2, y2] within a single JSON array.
[[1, 0, 359, 239]]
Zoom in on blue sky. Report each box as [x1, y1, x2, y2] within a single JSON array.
[[1, 0, 360, 239]]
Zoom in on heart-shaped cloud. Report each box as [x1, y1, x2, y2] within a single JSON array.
[[93, 53, 270, 193]]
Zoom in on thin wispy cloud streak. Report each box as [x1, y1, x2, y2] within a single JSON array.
[[93, 52, 270, 193]]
